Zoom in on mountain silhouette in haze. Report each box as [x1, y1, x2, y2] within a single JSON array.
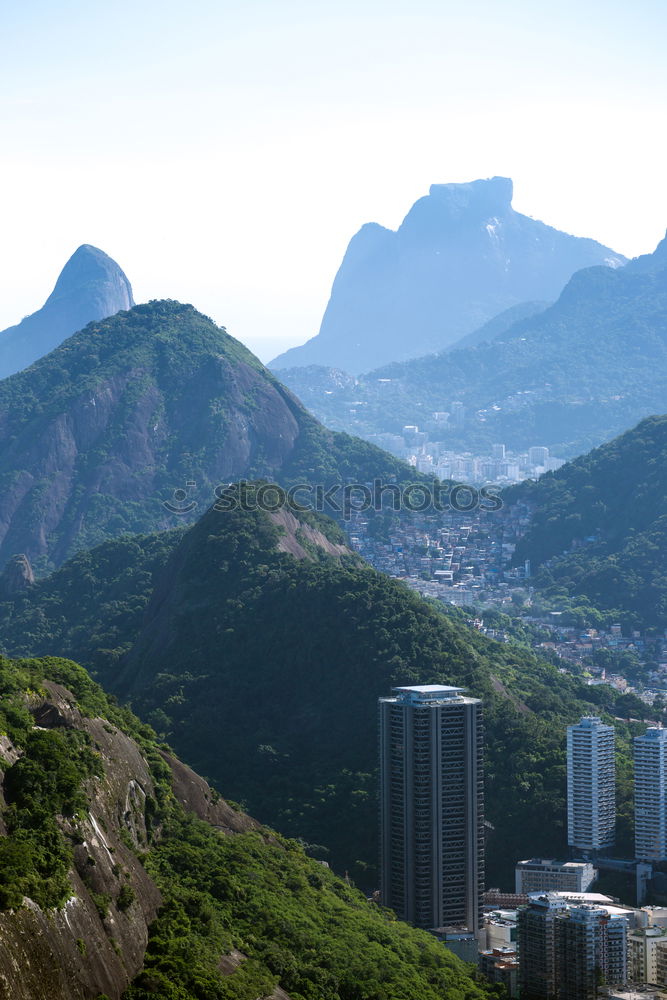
[[279, 231, 667, 458], [0, 244, 134, 379], [270, 177, 626, 373]]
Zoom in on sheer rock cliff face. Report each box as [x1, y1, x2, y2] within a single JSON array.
[[0, 245, 134, 379], [0, 358, 300, 569], [0, 681, 254, 1000], [0, 554, 34, 598]]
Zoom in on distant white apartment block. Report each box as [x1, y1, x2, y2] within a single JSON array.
[[567, 716, 616, 854], [528, 445, 549, 467], [634, 726, 667, 861]]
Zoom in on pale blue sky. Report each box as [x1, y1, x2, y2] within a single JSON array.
[[1, 0, 666, 359]]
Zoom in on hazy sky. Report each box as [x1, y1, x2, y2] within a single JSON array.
[[1, 0, 666, 360]]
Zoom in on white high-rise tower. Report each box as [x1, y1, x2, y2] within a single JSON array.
[[634, 726, 667, 861], [567, 716, 615, 855]]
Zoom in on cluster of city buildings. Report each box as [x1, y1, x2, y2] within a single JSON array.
[[347, 505, 667, 704], [367, 416, 565, 483], [348, 504, 530, 608], [378, 690, 667, 998], [566, 715, 667, 865]]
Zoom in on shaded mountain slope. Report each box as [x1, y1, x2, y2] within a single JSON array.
[[446, 299, 551, 351], [0, 498, 646, 888], [0, 245, 134, 379], [509, 413, 667, 627], [0, 299, 417, 573], [271, 176, 624, 372]]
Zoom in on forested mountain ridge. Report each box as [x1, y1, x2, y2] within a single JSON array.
[[0, 245, 134, 380], [0, 654, 496, 1000], [0, 299, 418, 573], [444, 299, 551, 351], [270, 176, 625, 373], [0, 497, 648, 889], [278, 232, 667, 458], [508, 413, 667, 628]]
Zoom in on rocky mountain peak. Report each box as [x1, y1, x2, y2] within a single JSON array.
[[0, 245, 134, 379], [45, 244, 134, 313], [270, 177, 626, 373], [427, 175, 514, 219]]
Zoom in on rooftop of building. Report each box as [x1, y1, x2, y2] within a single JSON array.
[[517, 858, 595, 869], [628, 926, 667, 938], [484, 910, 519, 924], [636, 726, 667, 741], [395, 684, 466, 695], [608, 992, 667, 1000], [383, 684, 480, 705], [568, 715, 614, 729], [528, 891, 616, 905]]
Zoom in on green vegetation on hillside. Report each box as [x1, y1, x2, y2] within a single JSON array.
[[0, 655, 151, 910], [509, 414, 667, 628], [0, 655, 495, 1000], [0, 530, 186, 671], [0, 724, 98, 909], [129, 812, 496, 1000], [0, 502, 651, 890]]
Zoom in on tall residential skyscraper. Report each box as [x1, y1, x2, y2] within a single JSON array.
[[634, 726, 667, 861], [567, 716, 616, 855], [379, 684, 484, 932]]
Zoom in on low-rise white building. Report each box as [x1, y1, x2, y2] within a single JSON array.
[[515, 858, 597, 894]]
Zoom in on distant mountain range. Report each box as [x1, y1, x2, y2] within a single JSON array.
[[279, 232, 667, 458], [270, 176, 625, 373], [0, 244, 134, 379], [510, 413, 667, 628], [0, 299, 419, 572]]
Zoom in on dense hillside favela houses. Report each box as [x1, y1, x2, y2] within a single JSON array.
[[634, 727, 667, 862], [346, 504, 667, 694], [347, 501, 667, 693], [567, 716, 616, 856], [346, 503, 531, 609], [378, 685, 484, 933]]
